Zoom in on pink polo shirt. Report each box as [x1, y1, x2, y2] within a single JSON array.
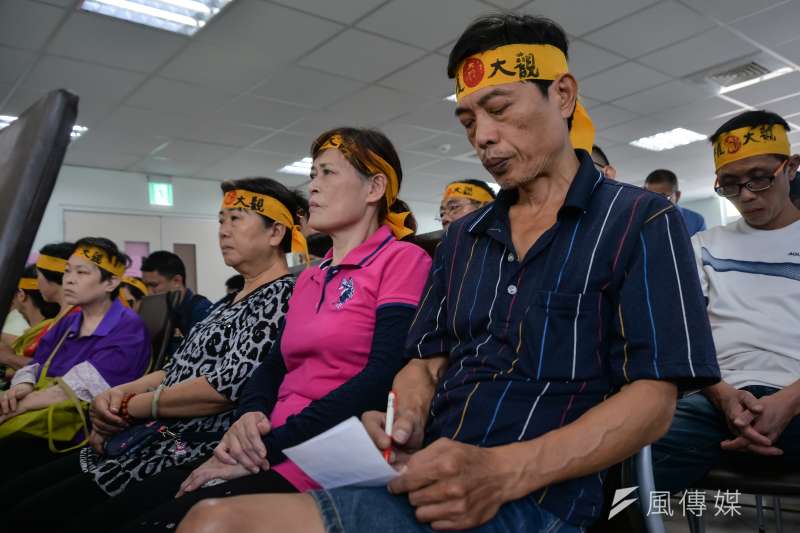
[[271, 225, 431, 489]]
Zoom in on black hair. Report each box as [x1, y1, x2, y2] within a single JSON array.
[[710, 110, 791, 146], [20, 264, 59, 319], [645, 169, 679, 191], [592, 145, 610, 167], [225, 274, 245, 292], [122, 277, 147, 301], [292, 189, 310, 219], [72, 237, 131, 300], [141, 251, 186, 283], [447, 13, 573, 129], [447, 179, 497, 201], [36, 241, 73, 284], [311, 127, 417, 237], [220, 177, 300, 253], [307, 233, 333, 258]]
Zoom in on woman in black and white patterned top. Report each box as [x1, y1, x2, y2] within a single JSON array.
[[1, 177, 301, 532]]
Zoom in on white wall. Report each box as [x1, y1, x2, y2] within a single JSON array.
[[680, 196, 724, 229]]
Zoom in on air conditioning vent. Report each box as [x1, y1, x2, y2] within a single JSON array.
[[707, 61, 770, 88]]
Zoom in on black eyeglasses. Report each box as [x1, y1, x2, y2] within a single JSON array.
[[714, 160, 786, 198]]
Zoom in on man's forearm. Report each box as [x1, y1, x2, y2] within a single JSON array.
[[394, 357, 448, 417], [775, 379, 800, 416], [495, 379, 677, 501]]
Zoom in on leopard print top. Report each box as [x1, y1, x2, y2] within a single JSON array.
[[80, 275, 294, 496]]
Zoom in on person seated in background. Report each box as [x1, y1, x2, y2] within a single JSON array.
[[293, 188, 333, 260], [0, 238, 151, 479], [653, 109, 800, 492], [140, 251, 212, 338], [591, 144, 617, 179], [0, 266, 60, 386], [439, 178, 496, 229], [115, 127, 431, 532], [120, 276, 148, 313], [644, 168, 707, 236], [0, 178, 300, 532], [176, 14, 719, 533], [34, 242, 76, 322], [224, 274, 244, 295]]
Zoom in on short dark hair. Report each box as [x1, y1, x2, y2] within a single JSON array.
[[225, 274, 244, 292], [292, 189, 310, 219], [141, 251, 186, 283], [447, 13, 573, 128], [311, 127, 417, 237], [447, 179, 497, 201], [220, 177, 300, 253], [37, 241, 74, 284], [20, 264, 59, 318], [645, 169, 679, 191], [592, 145, 610, 167], [710, 110, 791, 146], [73, 237, 131, 299]]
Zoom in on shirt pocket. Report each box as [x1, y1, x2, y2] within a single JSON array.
[[521, 290, 603, 381]]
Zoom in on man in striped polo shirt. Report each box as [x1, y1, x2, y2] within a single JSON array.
[[175, 13, 721, 533]]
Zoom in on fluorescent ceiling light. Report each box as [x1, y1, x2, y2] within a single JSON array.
[[444, 94, 457, 102], [278, 157, 312, 176], [719, 67, 794, 95], [630, 128, 706, 152], [0, 115, 89, 139], [81, 0, 231, 36]]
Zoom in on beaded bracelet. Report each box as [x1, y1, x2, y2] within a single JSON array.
[[119, 392, 137, 424]]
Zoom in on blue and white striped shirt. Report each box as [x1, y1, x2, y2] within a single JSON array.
[[405, 151, 720, 527]]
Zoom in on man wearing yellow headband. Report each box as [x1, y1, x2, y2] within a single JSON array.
[[439, 179, 496, 229], [202, 14, 720, 533], [652, 110, 800, 493]]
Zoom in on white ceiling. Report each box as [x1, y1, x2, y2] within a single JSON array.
[[3, 0, 800, 202]]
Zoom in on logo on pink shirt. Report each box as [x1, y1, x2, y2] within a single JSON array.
[[335, 277, 355, 309]]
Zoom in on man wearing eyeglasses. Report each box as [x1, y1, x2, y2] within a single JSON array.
[[644, 169, 706, 236], [438, 179, 496, 229], [653, 109, 800, 492]]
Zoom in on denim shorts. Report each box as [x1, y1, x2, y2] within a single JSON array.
[[309, 486, 585, 533]]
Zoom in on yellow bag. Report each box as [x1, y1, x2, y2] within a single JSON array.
[[0, 330, 90, 453]]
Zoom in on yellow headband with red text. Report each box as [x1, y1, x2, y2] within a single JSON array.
[[123, 276, 149, 296], [713, 124, 790, 171], [221, 189, 309, 260], [443, 182, 494, 203], [36, 254, 67, 274], [319, 134, 413, 240], [18, 277, 38, 291], [455, 43, 595, 153], [72, 246, 126, 277]]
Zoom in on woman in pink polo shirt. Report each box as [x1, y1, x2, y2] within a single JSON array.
[[117, 127, 432, 531]]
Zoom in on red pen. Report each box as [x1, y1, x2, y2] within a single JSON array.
[[383, 390, 396, 462]]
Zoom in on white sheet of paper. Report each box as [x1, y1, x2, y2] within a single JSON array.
[[282, 416, 400, 489]]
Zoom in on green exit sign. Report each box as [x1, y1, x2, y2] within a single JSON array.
[[148, 181, 173, 206]]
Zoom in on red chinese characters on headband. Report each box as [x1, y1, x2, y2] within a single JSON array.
[[461, 58, 485, 88], [224, 190, 238, 205], [723, 135, 741, 155]]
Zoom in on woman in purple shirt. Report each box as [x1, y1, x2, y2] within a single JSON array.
[[0, 237, 151, 476]]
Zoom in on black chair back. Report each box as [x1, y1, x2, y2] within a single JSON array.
[[0, 90, 78, 326]]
